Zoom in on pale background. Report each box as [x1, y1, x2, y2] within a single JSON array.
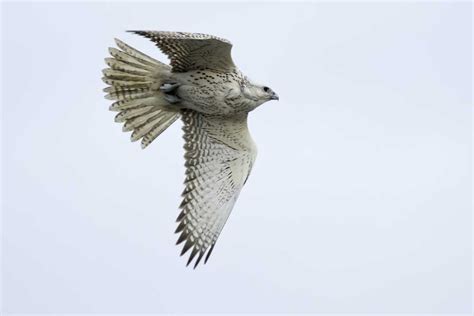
[[1, 1, 472, 314]]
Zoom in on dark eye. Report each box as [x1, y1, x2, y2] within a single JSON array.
[[263, 86, 270, 92]]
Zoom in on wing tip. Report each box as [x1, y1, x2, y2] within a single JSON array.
[[127, 30, 149, 37], [204, 243, 215, 264], [175, 234, 217, 269]]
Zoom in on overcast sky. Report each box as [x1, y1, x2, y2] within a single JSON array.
[[2, 1, 472, 314]]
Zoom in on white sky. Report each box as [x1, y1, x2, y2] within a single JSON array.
[[2, 1, 472, 314]]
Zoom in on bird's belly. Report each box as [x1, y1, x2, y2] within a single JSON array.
[[173, 73, 246, 115], [177, 86, 229, 115]]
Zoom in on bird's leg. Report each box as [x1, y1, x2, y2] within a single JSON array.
[[160, 82, 181, 104]]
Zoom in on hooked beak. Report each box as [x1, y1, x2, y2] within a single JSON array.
[[270, 92, 279, 101]]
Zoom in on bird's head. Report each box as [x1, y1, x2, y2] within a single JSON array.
[[241, 78, 279, 109], [260, 85, 279, 102]]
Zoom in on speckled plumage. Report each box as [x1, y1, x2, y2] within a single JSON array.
[[102, 31, 278, 268]]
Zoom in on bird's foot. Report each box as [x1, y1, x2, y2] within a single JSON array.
[[160, 82, 180, 93], [160, 82, 181, 104], [164, 94, 181, 104]]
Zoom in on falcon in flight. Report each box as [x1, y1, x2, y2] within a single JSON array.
[[102, 31, 278, 268]]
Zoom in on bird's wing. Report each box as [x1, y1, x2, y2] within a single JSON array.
[[129, 31, 235, 72], [176, 110, 257, 268]]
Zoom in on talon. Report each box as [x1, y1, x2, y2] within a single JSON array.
[[164, 94, 181, 104], [160, 82, 180, 92]]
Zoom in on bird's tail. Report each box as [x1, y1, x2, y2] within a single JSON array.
[[103, 38, 180, 149]]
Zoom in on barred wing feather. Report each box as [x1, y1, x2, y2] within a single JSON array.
[[129, 31, 235, 72], [176, 110, 257, 268]]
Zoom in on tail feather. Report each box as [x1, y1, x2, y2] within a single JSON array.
[[103, 79, 153, 89], [104, 89, 153, 101], [131, 112, 173, 141], [103, 38, 180, 149], [123, 110, 163, 131], [108, 47, 157, 71], [109, 98, 155, 112], [102, 69, 149, 82], [105, 58, 150, 76], [114, 106, 155, 123], [114, 38, 164, 67], [141, 114, 179, 149]]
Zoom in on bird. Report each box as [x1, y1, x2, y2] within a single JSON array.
[[102, 31, 278, 268]]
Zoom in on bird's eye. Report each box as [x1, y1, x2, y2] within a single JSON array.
[[263, 86, 270, 92]]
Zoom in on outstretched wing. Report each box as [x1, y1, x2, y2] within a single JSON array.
[[129, 31, 235, 72], [177, 110, 257, 268]]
